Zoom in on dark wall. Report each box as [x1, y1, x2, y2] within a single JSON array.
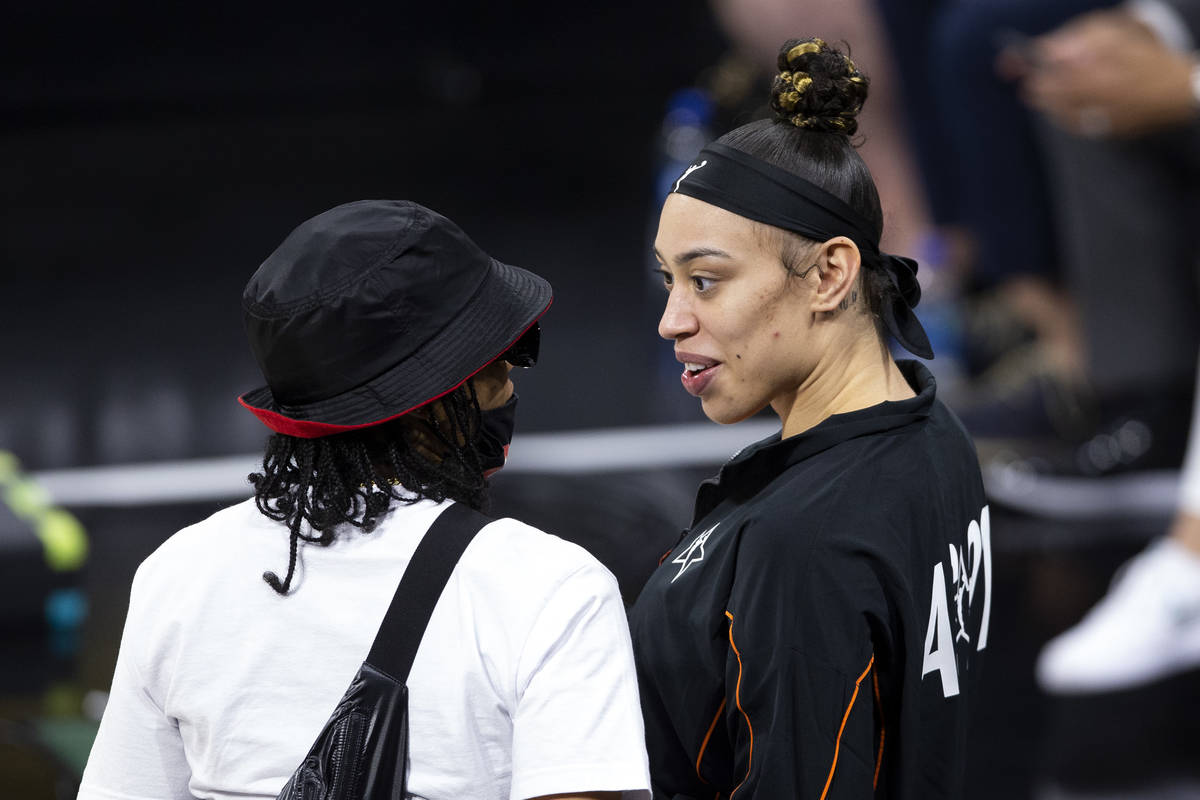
[[2, 3, 723, 470]]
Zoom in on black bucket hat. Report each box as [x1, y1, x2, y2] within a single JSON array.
[[238, 200, 553, 438]]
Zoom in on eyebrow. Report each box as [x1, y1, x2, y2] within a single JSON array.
[[652, 246, 734, 265]]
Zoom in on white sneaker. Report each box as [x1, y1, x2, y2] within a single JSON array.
[[1037, 538, 1200, 694]]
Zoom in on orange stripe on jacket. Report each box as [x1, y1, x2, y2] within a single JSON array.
[[872, 669, 885, 790], [724, 611, 754, 799], [696, 697, 728, 783], [820, 654, 876, 800]]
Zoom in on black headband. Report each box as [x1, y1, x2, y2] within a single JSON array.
[[671, 142, 933, 360]]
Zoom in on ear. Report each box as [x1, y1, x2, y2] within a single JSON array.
[[810, 237, 862, 314]]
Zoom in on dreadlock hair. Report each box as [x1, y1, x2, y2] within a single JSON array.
[[249, 382, 488, 596]]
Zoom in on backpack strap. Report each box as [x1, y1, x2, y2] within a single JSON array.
[[366, 502, 491, 682]]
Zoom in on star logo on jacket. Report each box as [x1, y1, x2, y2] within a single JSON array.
[[671, 523, 718, 583]]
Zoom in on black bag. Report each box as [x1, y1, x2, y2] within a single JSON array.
[[276, 503, 491, 800]]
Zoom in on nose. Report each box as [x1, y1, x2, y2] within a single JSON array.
[[658, 288, 698, 341]]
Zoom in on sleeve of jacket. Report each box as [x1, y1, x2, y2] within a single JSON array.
[[722, 511, 889, 799]]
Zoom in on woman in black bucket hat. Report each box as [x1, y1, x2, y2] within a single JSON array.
[[79, 200, 652, 800], [237, 198, 555, 596]]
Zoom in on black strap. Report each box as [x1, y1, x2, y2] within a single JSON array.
[[366, 502, 491, 682]]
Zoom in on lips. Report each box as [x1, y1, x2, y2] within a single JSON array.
[[676, 351, 721, 397]]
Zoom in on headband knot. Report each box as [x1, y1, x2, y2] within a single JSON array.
[[878, 254, 932, 359]]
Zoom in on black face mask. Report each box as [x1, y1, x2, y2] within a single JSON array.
[[477, 393, 518, 475]]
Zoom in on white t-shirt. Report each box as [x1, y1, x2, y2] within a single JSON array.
[[78, 497, 651, 800]]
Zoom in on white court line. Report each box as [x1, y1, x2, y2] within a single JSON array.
[[983, 462, 1180, 520], [30, 420, 781, 508], [29, 421, 1183, 519]]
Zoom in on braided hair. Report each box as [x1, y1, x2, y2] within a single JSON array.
[[249, 383, 487, 595], [717, 37, 895, 343]]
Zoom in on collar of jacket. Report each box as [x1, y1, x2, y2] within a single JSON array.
[[692, 360, 937, 524]]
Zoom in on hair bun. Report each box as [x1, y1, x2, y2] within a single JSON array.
[[770, 38, 869, 135]]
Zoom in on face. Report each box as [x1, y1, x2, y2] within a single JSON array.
[[654, 193, 822, 424], [471, 359, 514, 411], [404, 359, 511, 462]]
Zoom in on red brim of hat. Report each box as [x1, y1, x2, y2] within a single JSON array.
[[238, 259, 552, 438]]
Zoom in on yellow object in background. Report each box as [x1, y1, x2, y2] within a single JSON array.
[[37, 509, 88, 572], [0, 450, 88, 572]]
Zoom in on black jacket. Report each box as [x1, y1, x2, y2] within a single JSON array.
[[630, 362, 991, 799]]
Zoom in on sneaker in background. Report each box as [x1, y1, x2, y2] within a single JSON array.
[[981, 383, 1192, 519], [1037, 538, 1200, 694]]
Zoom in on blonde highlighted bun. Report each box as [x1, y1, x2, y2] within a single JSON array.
[[770, 38, 868, 135]]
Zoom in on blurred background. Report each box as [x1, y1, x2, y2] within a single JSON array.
[[3, 0, 1199, 797]]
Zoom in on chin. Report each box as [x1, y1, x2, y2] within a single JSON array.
[[699, 396, 766, 426]]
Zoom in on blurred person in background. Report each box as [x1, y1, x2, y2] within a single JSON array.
[[632, 38, 992, 798], [1040, 363, 1200, 694], [77, 200, 651, 800], [998, 2, 1200, 693], [873, 0, 1119, 441], [1007, 0, 1199, 479]]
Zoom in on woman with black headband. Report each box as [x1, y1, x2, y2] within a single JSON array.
[[630, 39, 991, 799], [79, 200, 651, 800]]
